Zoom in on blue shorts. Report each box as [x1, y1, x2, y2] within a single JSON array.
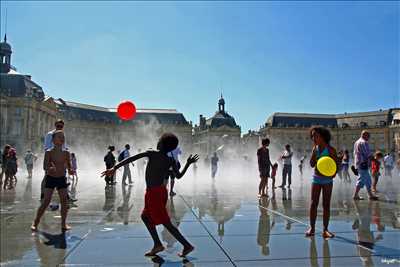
[[356, 169, 371, 190], [312, 175, 333, 185]]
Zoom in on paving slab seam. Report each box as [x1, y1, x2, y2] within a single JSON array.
[[234, 254, 400, 262], [61, 194, 124, 265], [179, 194, 238, 267], [59, 259, 233, 266], [258, 200, 377, 254]]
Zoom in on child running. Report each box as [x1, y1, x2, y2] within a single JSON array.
[[31, 130, 74, 232], [371, 151, 383, 193], [257, 138, 272, 197], [306, 126, 338, 239], [102, 133, 198, 257]]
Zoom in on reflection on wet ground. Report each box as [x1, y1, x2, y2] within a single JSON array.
[[1, 169, 399, 266]]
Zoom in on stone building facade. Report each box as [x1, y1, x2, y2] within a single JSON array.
[[55, 99, 193, 154], [0, 37, 192, 155], [0, 35, 58, 153], [259, 109, 400, 157], [193, 95, 241, 157]]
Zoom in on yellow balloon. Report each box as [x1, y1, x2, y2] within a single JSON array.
[[317, 156, 337, 177]]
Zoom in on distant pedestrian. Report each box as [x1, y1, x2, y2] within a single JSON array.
[[211, 152, 219, 179], [119, 144, 133, 185], [352, 131, 378, 201], [278, 144, 293, 189], [24, 150, 37, 178], [342, 150, 351, 182], [0, 145, 11, 186], [298, 155, 306, 176], [4, 148, 18, 189], [104, 146, 116, 186], [371, 151, 384, 193], [383, 153, 394, 178], [257, 138, 272, 197], [167, 146, 182, 196]]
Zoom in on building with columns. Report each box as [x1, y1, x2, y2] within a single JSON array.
[[259, 109, 400, 158], [0, 36, 192, 156], [0, 35, 58, 153]]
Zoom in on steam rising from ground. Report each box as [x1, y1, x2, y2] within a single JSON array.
[[30, 117, 314, 189]]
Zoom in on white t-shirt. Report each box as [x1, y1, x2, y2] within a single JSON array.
[[282, 150, 293, 165], [384, 155, 394, 167]]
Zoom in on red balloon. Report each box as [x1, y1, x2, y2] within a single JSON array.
[[117, 101, 136, 120]]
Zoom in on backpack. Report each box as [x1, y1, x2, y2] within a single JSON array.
[[118, 151, 125, 162]]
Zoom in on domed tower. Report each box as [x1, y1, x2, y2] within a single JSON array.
[[0, 34, 12, 73], [218, 94, 225, 113]]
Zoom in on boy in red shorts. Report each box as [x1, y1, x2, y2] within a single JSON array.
[[102, 133, 198, 257]]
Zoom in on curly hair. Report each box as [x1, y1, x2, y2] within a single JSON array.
[[261, 138, 270, 146], [310, 126, 331, 144], [158, 133, 179, 153]]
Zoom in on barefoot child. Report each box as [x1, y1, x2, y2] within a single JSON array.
[[257, 138, 272, 197], [270, 163, 278, 189], [371, 151, 383, 193], [31, 130, 74, 232], [306, 127, 338, 239], [102, 133, 198, 257]]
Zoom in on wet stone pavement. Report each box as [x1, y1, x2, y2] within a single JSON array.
[[1, 168, 399, 266]]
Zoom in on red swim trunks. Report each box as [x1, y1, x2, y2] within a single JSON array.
[[142, 185, 170, 227]]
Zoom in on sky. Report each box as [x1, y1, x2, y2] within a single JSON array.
[[1, 1, 399, 132]]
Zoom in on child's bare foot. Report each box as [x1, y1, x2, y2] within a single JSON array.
[[305, 228, 315, 237], [31, 224, 38, 232], [178, 245, 194, 257], [322, 230, 335, 239], [144, 245, 165, 257], [62, 225, 72, 232]]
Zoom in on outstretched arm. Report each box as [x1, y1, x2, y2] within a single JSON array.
[[173, 154, 199, 179], [101, 152, 149, 177]]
